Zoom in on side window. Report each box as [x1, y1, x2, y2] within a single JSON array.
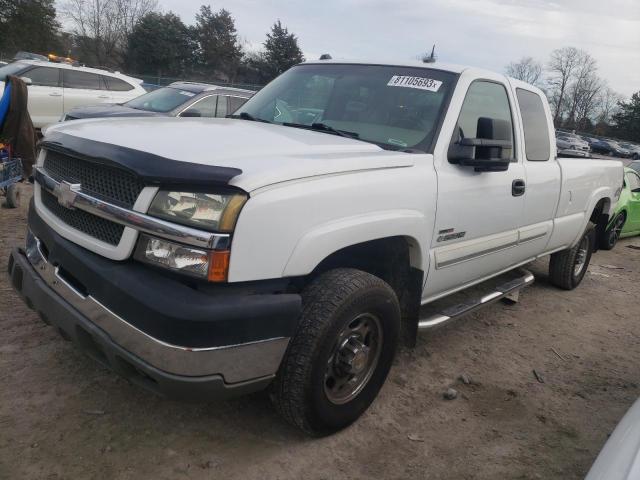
[[228, 96, 247, 114], [181, 95, 218, 118], [24, 67, 60, 87], [451, 80, 514, 161], [216, 96, 228, 117], [627, 172, 640, 192], [517, 88, 551, 161], [105, 76, 134, 91], [63, 70, 102, 90]]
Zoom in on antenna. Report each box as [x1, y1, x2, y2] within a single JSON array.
[[423, 45, 436, 63]]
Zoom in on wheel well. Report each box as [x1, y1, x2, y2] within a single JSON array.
[[301, 237, 423, 346], [590, 198, 611, 251]]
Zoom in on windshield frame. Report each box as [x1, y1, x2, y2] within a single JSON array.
[[236, 63, 460, 153]]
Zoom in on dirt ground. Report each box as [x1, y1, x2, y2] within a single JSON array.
[[1, 183, 639, 480]]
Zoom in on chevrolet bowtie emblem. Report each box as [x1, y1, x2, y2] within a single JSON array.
[[54, 181, 81, 209]]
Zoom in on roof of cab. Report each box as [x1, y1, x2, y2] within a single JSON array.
[[301, 58, 468, 74]]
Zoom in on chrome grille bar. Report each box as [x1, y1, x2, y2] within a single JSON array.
[[35, 166, 229, 250]]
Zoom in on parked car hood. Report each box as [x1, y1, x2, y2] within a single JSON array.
[[66, 104, 163, 119], [44, 117, 416, 192], [586, 398, 640, 480]]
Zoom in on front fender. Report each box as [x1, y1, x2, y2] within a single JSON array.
[[282, 210, 428, 277]]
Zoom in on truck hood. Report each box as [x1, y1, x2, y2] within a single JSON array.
[[44, 117, 415, 191]]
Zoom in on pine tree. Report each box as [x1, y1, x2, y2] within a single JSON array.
[[262, 20, 304, 80], [125, 12, 194, 77], [612, 92, 640, 142], [0, 0, 60, 59], [194, 6, 242, 80]]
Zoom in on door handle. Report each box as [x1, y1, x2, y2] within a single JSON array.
[[49, 92, 62, 97], [98, 95, 110, 99], [512, 179, 526, 196]]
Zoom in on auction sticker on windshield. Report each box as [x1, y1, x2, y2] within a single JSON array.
[[387, 76, 442, 92]]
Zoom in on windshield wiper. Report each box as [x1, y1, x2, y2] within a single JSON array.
[[227, 112, 271, 123], [282, 122, 360, 140]]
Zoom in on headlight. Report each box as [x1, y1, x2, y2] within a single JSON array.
[[134, 234, 230, 281], [148, 190, 247, 232]]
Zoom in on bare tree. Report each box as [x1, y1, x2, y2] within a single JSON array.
[[546, 47, 583, 124], [597, 86, 623, 124], [565, 51, 599, 127], [62, 0, 157, 67], [505, 56, 543, 86]]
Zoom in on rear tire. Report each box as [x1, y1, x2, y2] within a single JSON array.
[[549, 222, 595, 290], [270, 268, 400, 436], [601, 213, 626, 250], [5, 184, 20, 208]]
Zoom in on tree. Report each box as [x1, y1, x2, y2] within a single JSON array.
[[125, 12, 194, 77], [596, 87, 623, 125], [505, 57, 543, 87], [611, 92, 640, 142], [62, 0, 157, 67], [262, 20, 304, 80], [547, 47, 582, 125], [0, 0, 60, 59], [194, 6, 242, 80]]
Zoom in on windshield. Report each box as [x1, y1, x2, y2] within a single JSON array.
[[0, 61, 29, 81], [125, 86, 198, 112], [235, 63, 457, 151]]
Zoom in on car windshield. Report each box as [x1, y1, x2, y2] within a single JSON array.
[[235, 63, 457, 151], [0, 61, 29, 81], [125, 86, 198, 112]]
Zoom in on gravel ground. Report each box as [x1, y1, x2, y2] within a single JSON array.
[[1, 183, 639, 480]]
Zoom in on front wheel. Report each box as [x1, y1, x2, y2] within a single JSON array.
[[601, 213, 626, 250], [549, 222, 595, 290], [270, 268, 400, 435]]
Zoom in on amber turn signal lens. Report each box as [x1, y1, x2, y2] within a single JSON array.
[[208, 250, 230, 282]]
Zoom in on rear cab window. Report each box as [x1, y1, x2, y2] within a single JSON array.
[[516, 88, 551, 161]]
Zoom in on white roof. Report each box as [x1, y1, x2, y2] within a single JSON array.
[[302, 58, 468, 74], [14, 59, 142, 83]]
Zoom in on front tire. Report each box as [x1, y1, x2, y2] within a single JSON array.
[[270, 268, 400, 435], [549, 222, 595, 290], [601, 213, 626, 250]]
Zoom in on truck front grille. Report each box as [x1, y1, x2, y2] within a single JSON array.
[[44, 150, 144, 208], [41, 188, 125, 246]]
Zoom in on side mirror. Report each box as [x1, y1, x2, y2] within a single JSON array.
[[449, 117, 513, 172], [20, 76, 32, 85], [180, 110, 201, 118]]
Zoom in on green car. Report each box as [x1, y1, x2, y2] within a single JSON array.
[[602, 167, 640, 249]]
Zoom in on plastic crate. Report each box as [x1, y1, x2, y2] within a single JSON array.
[[0, 158, 22, 188]]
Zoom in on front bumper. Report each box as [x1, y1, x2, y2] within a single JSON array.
[[7, 207, 302, 400]]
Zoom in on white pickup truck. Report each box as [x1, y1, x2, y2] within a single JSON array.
[[9, 59, 623, 435]]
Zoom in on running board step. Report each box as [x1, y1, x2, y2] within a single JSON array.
[[418, 269, 535, 330]]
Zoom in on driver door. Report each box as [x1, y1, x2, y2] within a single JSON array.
[[423, 79, 525, 300]]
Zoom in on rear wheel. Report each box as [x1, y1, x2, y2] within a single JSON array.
[[270, 268, 400, 435], [601, 213, 625, 250], [549, 222, 595, 290]]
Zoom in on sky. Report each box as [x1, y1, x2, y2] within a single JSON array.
[[159, 0, 640, 97]]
